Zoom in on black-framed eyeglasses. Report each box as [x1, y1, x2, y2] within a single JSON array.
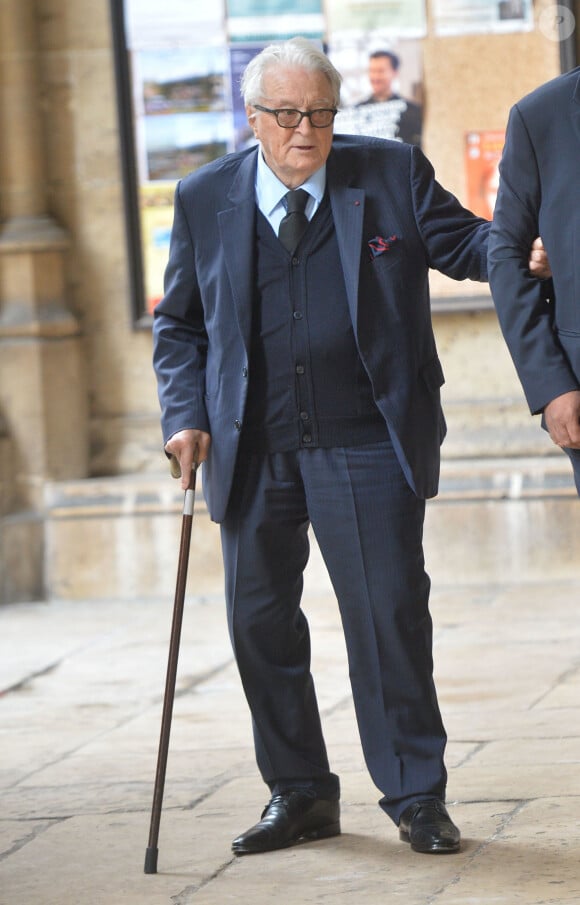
[[252, 104, 337, 129]]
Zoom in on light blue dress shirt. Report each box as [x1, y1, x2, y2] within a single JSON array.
[[255, 151, 326, 236]]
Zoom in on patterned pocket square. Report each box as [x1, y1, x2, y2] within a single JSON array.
[[368, 234, 399, 260]]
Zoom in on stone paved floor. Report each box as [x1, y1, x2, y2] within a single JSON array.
[[1, 496, 579, 904]]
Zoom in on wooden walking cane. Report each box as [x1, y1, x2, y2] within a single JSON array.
[[144, 458, 197, 875]]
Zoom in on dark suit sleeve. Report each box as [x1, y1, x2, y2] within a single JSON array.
[[152, 181, 211, 443], [397, 101, 422, 147], [488, 105, 578, 414], [409, 145, 489, 282]]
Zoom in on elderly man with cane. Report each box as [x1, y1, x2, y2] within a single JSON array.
[[153, 37, 549, 857]]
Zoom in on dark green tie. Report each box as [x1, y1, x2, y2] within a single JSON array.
[[278, 189, 309, 253]]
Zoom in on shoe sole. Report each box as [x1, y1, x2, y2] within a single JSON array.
[[399, 829, 460, 854], [232, 820, 341, 856]]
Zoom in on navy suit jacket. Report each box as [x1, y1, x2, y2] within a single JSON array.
[[488, 67, 580, 415], [153, 134, 489, 522]]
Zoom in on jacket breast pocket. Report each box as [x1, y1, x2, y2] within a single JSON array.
[[369, 243, 403, 274]]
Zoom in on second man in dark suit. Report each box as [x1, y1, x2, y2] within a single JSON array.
[[489, 67, 580, 493]]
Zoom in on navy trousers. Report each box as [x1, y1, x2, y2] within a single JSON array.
[[220, 439, 447, 824]]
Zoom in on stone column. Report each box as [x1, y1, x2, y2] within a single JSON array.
[[0, 0, 88, 514]]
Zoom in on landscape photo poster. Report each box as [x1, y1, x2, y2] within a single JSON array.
[[130, 44, 233, 310]]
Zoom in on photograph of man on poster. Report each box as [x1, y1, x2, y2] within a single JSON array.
[[356, 49, 422, 146], [333, 41, 423, 148]]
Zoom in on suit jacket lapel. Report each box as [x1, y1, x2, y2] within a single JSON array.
[[327, 153, 365, 326], [218, 149, 258, 348]]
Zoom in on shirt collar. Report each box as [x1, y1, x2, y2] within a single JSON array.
[[255, 150, 326, 216]]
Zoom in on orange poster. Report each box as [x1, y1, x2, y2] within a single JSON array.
[[465, 130, 505, 221]]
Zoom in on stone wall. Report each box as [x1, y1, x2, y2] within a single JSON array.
[[36, 0, 163, 476]]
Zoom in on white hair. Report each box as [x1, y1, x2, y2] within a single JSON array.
[[240, 37, 342, 108]]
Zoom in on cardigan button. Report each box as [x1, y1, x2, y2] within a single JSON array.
[[234, 420, 242, 431]]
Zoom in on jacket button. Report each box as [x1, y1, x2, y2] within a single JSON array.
[[234, 420, 242, 431], [242, 367, 248, 378]]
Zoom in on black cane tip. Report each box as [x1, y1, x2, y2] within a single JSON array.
[[144, 846, 158, 874]]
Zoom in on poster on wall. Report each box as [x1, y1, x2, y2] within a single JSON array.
[[324, 0, 426, 36], [464, 129, 505, 220], [332, 40, 424, 147], [135, 47, 232, 182], [432, 0, 533, 36], [124, 0, 224, 48], [226, 0, 324, 42]]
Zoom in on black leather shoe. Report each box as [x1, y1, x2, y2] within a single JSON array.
[[232, 790, 340, 855], [399, 800, 460, 854]]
